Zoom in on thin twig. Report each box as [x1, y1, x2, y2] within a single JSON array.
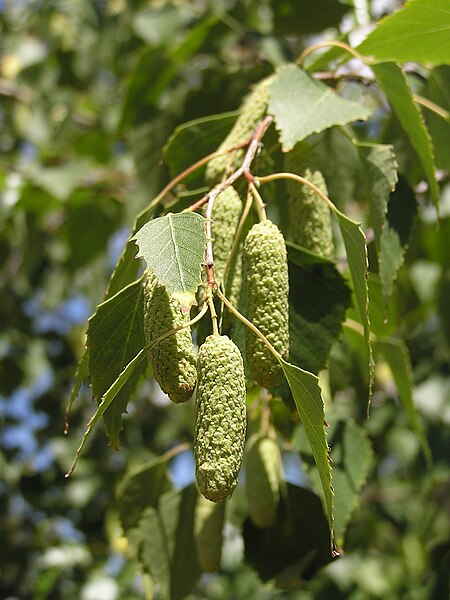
[[222, 187, 253, 284], [249, 182, 267, 221], [413, 94, 449, 121], [298, 40, 373, 67], [186, 115, 274, 215], [256, 172, 335, 211]]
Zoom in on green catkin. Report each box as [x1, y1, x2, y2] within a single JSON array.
[[246, 434, 282, 528], [210, 186, 242, 285], [194, 335, 247, 502], [242, 220, 289, 388], [194, 495, 226, 572], [206, 77, 272, 184], [143, 270, 197, 403], [284, 142, 334, 258], [210, 186, 243, 322]]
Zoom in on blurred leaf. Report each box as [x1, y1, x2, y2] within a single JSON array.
[[332, 420, 373, 547], [21, 160, 95, 201], [334, 209, 374, 398], [272, 0, 349, 34], [287, 243, 352, 374], [358, 142, 398, 245], [121, 16, 217, 129], [140, 507, 171, 598], [269, 65, 371, 151], [87, 278, 147, 447], [158, 485, 202, 600], [379, 175, 418, 305], [372, 62, 440, 210], [243, 483, 332, 582], [133, 212, 207, 309], [118, 456, 172, 531], [132, 4, 185, 45], [375, 338, 432, 464], [280, 359, 333, 532], [357, 0, 450, 66]]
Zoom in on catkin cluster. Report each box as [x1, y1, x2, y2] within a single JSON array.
[[242, 220, 290, 388], [143, 270, 197, 403], [284, 142, 334, 258], [194, 335, 247, 502], [206, 77, 272, 184]]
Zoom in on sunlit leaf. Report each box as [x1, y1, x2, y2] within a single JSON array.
[[133, 212, 207, 309], [269, 64, 371, 151], [357, 0, 450, 66]]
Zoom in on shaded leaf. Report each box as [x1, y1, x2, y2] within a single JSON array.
[[334, 209, 374, 398], [310, 127, 362, 207], [269, 64, 371, 151], [133, 212, 207, 309], [357, 0, 450, 66], [287, 243, 352, 374], [332, 420, 373, 547], [372, 62, 440, 210], [159, 485, 202, 600], [375, 338, 432, 464], [117, 456, 172, 531], [140, 507, 171, 599], [243, 483, 333, 583], [358, 142, 398, 245], [280, 359, 333, 532], [163, 112, 238, 183], [67, 348, 148, 475], [380, 175, 418, 305], [272, 0, 349, 34], [87, 278, 147, 448]]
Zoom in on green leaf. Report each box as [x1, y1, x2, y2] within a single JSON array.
[[117, 456, 172, 531], [379, 175, 418, 305], [67, 348, 148, 476], [139, 507, 171, 600], [272, 0, 349, 34], [269, 64, 371, 151], [332, 420, 373, 547], [357, 0, 450, 66], [287, 243, 352, 374], [87, 278, 147, 448], [334, 209, 374, 398], [372, 62, 440, 210], [280, 359, 333, 533], [163, 112, 238, 182], [158, 485, 202, 600], [243, 483, 333, 583], [106, 205, 156, 299], [21, 159, 96, 201], [310, 127, 362, 207], [133, 212, 207, 309], [128, 119, 171, 191], [358, 142, 398, 245], [375, 338, 432, 464], [422, 67, 450, 171]]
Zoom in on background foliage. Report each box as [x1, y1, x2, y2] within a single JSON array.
[[1, 1, 449, 598]]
